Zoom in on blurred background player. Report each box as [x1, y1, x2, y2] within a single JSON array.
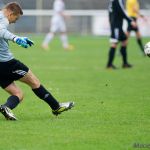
[[42, 0, 73, 50], [106, 0, 136, 69], [126, 0, 145, 55]]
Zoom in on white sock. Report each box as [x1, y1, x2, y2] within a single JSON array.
[[43, 33, 54, 45], [60, 34, 69, 48]]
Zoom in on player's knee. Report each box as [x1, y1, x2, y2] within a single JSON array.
[[30, 78, 41, 89], [25, 70, 41, 89], [122, 41, 127, 47], [111, 43, 117, 48]]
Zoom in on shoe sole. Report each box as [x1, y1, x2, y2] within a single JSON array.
[[0, 107, 17, 121]]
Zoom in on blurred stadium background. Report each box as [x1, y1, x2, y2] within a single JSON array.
[[0, 0, 150, 36]]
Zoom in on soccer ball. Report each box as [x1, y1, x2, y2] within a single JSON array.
[[144, 42, 150, 57]]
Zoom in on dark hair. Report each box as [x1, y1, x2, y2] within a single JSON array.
[[4, 2, 23, 15]]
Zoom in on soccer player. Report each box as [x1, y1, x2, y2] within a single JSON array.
[[126, 0, 145, 55], [106, 0, 136, 69], [42, 0, 73, 50], [0, 2, 74, 120]]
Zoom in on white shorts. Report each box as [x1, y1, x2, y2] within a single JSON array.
[[50, 16, 67, 33]]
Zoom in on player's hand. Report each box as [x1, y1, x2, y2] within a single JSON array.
[[140, 15, 148, 22], [14, 37, 34, 48], [14, 37, 28, 48], [65, 14, 71, 19], [139, 14, 144, 18], [23, 37, 34, 47], [131, 21, 137, 28]]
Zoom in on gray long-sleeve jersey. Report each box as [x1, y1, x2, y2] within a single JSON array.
[[0, 11, 17, 62]]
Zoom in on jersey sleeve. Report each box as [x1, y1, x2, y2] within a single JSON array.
[[117, 0, 133, 23], [0, 25, 16, 41], [0, 17, 16, 41]]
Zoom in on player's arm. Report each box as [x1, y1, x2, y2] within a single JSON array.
[[0, 25, 16, 41], [137, 11, 144, 18], [56, 8, 70, 19], [59, 11, 66, 17], [0, 26, 33, 48], [60, 12, 71, 19], [117, 0, 136, 27], [117, 0, 132, 23], [132, 3, 144, 18]]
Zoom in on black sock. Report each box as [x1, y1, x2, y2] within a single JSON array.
[[32, 85, 60, 110], [120, 46, 127, 65], [3, 95, 20, 110], [137, 38, 144, 52], [107, 47, 116, 66]]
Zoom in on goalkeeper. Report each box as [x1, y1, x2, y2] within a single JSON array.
[[0, 2, 74, 120]]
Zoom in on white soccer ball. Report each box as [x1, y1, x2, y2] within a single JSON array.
[[144, 42, 150, 57]]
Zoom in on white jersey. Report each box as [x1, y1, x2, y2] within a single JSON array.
[[50, 0, 66, 32], [0, 11, 16, 62], [53, 0, 65, 20]]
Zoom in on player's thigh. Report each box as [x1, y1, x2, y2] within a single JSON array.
[[4, 82, 23, 100], [19, 70, 40, 89], [50, 22, 59, 32], [59, 20, 67, 32], [50, 18, 60, 32]]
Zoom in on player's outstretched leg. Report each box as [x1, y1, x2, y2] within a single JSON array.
[[32, 85, 74, 116]]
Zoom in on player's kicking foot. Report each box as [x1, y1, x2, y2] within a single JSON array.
[[52, 102, 74, 116], [0, 105, 17, 120]]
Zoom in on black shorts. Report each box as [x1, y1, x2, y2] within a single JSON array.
[[110, 26, 127, 43], [127, 17, 139, 32], [0, 59, 29, 89]]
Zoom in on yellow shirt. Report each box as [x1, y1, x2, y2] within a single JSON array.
[[126, 0, 139, 18]]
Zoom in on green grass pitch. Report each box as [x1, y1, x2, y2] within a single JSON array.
[[0, 35, 150, 150]]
